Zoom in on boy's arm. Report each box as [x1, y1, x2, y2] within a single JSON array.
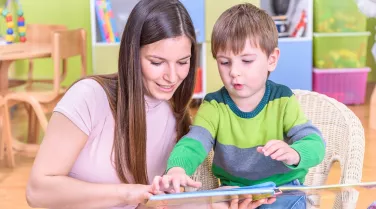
[[166, 100, 219, 176], [283, 94, 326, 170]]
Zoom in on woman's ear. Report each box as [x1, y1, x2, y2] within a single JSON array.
[[267, 48, 280, 73]]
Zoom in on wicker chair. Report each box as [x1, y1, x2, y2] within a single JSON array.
[[189, 90, 365, 209]]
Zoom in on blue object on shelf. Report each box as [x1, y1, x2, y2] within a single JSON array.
[[269, 39, 312, 91], [7, 28, 13, 34], [18, 21, 25, 27], [180, 0, 205, 43]]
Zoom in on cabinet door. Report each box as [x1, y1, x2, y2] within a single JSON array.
[[269, 40, 312, 90], [180, 0, 205, 43], [205, 0, 260, 42]]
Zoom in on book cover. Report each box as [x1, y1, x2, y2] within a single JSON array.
[[143, 181, 376, 207]]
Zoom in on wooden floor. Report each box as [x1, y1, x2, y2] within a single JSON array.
[[1, 86, 376, 209]]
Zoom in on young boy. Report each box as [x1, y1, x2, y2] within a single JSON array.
[[152, 3, 325, 208]]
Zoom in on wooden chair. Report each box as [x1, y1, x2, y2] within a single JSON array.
[[0, 28, 87, 167], [8, 24, 68, 87], [190, 90, 365, 209]]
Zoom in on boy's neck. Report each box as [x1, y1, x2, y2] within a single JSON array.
[[230, 85, 266, 113]]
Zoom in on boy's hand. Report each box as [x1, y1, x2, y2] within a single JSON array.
[[151, 167, 202, 194], [257, 140, 300, 166]]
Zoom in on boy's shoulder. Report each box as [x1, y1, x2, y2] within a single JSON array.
[[203, 87, 226, 104], [267, 80, 294, 102]]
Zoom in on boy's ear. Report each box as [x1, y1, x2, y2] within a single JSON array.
[[267, 48, 280, 72]]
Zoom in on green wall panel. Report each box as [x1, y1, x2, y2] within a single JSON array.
[[205, 0, 259, 42], [93, 45, 119, 75], [367, 18, 376, 82], [1, 0, 92, 87], [205, 42, 223, 93]]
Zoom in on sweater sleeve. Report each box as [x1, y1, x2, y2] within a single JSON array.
[[166, 100, 219, 176], [283, 94, 326, 170]]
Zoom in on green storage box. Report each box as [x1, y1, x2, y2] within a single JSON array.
[[314, 0, 367, 32], [313, 32, 370, 69]]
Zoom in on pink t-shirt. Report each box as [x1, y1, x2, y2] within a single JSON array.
[[53, 79, 177, 208]]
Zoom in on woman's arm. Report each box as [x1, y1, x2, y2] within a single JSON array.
[[26, 112, 151, 209]]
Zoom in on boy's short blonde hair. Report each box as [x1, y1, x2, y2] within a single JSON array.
[[211, 3, 278, 58]]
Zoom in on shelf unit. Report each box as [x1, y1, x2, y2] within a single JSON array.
[[261, 0, 314, 91], [89, 0, 314, 101]]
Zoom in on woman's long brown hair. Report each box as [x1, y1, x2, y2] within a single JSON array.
[[87, 0, 197, 184]]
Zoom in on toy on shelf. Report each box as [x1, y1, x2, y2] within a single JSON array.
[[313, 32, 370, 69], [270, 0, 308, 38], [314, 0, 367, 33], [286, 0, 308, 37], [95, 0, 120, 43], [0, 0, 26, 44]]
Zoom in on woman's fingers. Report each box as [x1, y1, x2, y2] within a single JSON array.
[[229, 197, 239, 209], [238, 198, 252, 209], [151, 176, 162, 192], [265, 197, 276, 204], [250, 199, 266, 208]]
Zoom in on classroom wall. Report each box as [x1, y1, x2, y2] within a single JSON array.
[[1, 0, 92, 86], [2, 0, 374, 87], [367, 18, 376, 82]]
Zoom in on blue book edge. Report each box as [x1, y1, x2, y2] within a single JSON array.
[[145, 182, 279, 207]]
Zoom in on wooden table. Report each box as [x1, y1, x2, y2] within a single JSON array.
[[0, 43, 52, 95], [0, 43, 52, 165]]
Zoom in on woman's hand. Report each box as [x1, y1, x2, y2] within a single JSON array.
[[210, 186, 276, 209], [119, 184, 156, 206], [210, 196, 276, 209], [151, 167, 202, 194]]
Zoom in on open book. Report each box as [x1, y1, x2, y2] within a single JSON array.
[[143, 181, 376, 207]]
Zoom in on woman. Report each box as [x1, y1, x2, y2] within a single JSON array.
[[25, 0, 271, 208]]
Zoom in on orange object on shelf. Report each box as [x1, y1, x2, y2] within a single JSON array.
[[194, 67, 202, 93]]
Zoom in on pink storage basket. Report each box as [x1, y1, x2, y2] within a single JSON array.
[[313, 68, 370, 105]]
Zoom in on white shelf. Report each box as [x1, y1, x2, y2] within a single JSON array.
[[193, 92, 205, 99], [94, 42, 120, 47], [278, 36, 312, 42]]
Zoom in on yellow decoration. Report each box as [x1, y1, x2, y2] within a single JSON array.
[[18, 27, 26, 33], [7, 21, 14, 28], [6, 35, 14, 42]]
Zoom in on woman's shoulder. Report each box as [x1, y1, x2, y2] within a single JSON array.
[[69, 78, 107, 96], [53, 78, 111, 135], [62, 78, 111, 106]]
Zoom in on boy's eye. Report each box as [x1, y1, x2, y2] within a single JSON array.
[[220, 61, 229, 65], [243, 60, 253, 63]]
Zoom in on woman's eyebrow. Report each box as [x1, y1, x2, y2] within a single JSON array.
[[146, 55, 191, 60], [146, 55, 165, 60], [179, 55, 191, 60]]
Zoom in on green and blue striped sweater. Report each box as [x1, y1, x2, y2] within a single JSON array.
[[167, 80, 325, 187]]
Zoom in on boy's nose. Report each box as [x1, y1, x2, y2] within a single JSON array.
[[230, 67, 240, 78]]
